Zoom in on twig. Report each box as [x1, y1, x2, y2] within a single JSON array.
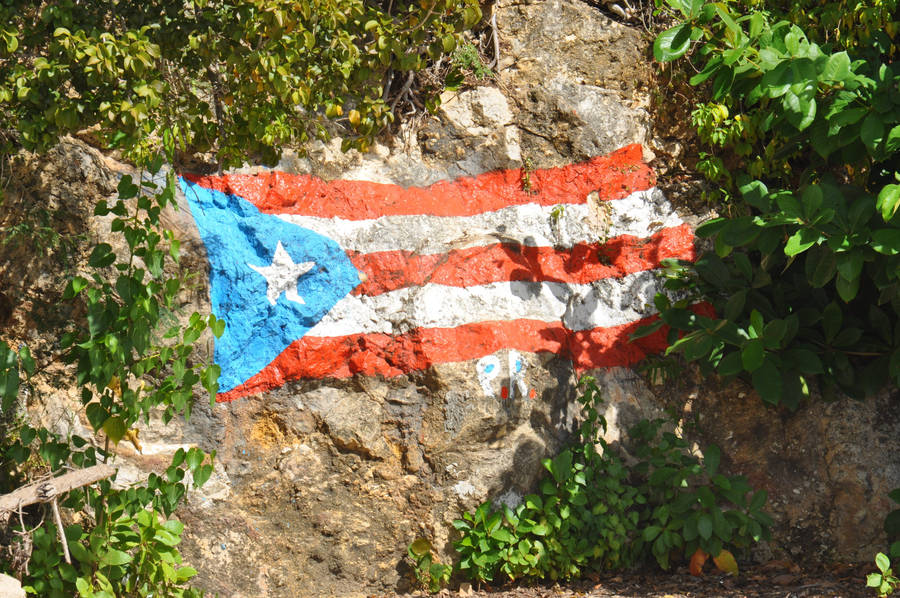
[[389, 71, 416, 115], [50, 498, 70, 565], [488, 11, 500, 69]]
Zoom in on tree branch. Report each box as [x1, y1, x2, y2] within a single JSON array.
[[0, 464, 117, 514]]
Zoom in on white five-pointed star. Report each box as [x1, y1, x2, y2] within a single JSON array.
[[248, 241, 315, 306]]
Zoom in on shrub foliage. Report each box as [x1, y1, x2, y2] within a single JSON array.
[[640, 0, 900, 406]]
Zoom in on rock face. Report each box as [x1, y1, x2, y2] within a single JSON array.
[[1, 0, 898, 596]]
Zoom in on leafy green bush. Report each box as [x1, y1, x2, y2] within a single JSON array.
[[0, 0, 483, 166], [641, 0, 900, 405], [869, 552, 900, 597], [449, 378, 771, 585], [1, 150, 220, 596], [407, 537, 452, 593]]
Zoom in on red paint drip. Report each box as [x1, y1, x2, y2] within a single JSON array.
[[501, 387, 509, 399], [183, 144, 652, 220]]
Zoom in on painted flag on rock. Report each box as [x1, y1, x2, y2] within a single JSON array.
[[179, 144, 695, 402]]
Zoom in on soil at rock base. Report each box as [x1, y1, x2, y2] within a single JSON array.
[[379, 561, 874, 598]]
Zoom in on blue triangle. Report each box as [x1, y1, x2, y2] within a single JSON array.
[[180, 178, 361, 392]]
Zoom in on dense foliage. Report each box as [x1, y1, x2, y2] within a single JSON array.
[[409, 379, 771, 590], [639, 0, 900, 406], [0, 0, 482, 167], [1, 1, 479, 596], [1, 160, 220, 596]]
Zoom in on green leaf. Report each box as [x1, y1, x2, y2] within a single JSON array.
[[822, 302, 842, 341], [784, 228, 819, 256], [194, 464, 214, 487], [654, 24, 692, 62], [741, 339, 765, 372], [804, 246, 837, 287], [751, 358, 782, 405], [783, 348, 824, 374], [88, 243, 116, 268], [835, 272, 861, 302], [175, 566, 198, 582], [872, 229, 900, 254], [877, 185, 900, 222], [99, 549, 132, 566], [886, 126, 900, 154], [717, 351, 743, 376], [875, 552, 890, 573], [822, 52, 851, 82], [749, 489, 768, 511], [643, 525, 662, 541], [861, 113, 885, 154], [724, 289, 747, 320], [102, 416, 127, 445], [697, 514, 713, 540], [117, 175, 139, 199]]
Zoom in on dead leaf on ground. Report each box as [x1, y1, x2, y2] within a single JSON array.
[[772, 573, 800, 585], [712, 549, 739, 575], [689, 548, 708, 576]]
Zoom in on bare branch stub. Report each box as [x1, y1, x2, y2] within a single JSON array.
[[0, 464, 116, 514]]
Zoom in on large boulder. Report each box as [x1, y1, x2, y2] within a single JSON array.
[[1, 0, 897, 596]]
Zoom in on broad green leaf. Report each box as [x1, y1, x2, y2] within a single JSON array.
[[822, 302, 843, 342], [99, 549, 132, 566], [872, 229, 900, 254], [875, 552, 890, 573], [886, 125, 900, 154], [783, 348, 824, 374], [741, 339, 765, 372], [821, 52, 851, 82], [642, 525, 662, 541], [717, 351, 743, 376], [751, 359, 782, 405], [861, 113, 885, 154], [877, 184, 900, 222], [724, 289, 747, 320], [175, 566, 198, 582], [653, 24, 692, 62], [712, 3, 740, 36], [835, 272, 861, 302], [102, 416, 127, 445], [697, 514, 713, 540], [784, 228, 819, 256], [749, 489, 768, 511], [804, 246, 837, 287]]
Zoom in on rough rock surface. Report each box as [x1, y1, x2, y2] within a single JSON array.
[[1, 0, 898, 596]]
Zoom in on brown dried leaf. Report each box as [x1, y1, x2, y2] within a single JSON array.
[[689, 547, 708, 577]]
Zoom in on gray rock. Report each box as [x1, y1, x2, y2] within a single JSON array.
[[0, 574, 24, 598]]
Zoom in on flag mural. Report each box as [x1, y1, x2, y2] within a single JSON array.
[[179, 144, 696, 402]]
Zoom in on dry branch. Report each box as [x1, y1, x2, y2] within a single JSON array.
[[0, 464, 116, 514]]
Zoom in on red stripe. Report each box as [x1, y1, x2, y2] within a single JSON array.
[[183, 144, 653, 220], [217, 315, 672, 402], [349, 224, 695, 296]]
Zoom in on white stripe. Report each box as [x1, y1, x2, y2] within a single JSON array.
[[306, 269, 667, 337], [276, 188, 681, 254]]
